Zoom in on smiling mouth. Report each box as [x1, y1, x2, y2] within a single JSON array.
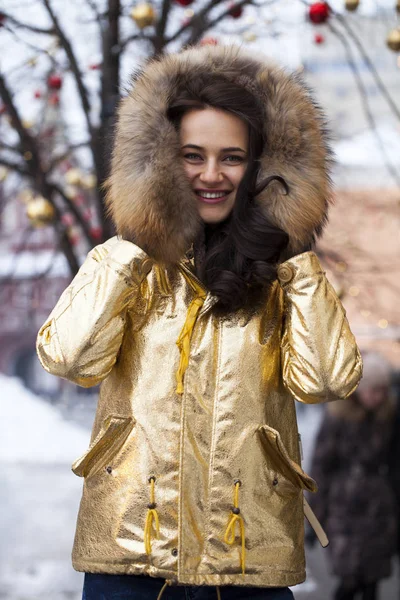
[[195, 190, 231, 204]]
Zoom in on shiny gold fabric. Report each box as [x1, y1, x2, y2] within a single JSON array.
[[36, 237, 362, 588]]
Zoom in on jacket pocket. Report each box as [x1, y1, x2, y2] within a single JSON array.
[[72, 415, 135, 478], [258, 424, 317, 494]]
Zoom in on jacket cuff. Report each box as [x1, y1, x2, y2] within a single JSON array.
[[277, 251, 323, 286]]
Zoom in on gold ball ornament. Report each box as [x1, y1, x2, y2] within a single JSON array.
[[26, 196, 55, 227], [81, 173, 97, 190], [345, 0, 359, 11], [0, 166, 8, 182], [387, 28, 400, 51], [130, 4, 156, 29], [65, 167, 82, 186]]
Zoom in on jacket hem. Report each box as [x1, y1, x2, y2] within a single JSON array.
[[72, 560, 306, 588]]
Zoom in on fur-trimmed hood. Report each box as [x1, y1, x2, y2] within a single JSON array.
[[106, 44, 333, 264]]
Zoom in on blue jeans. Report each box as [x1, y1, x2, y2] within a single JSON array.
[[82, 573, 294, 599]]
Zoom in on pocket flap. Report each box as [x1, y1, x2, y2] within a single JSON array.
[[72, 415, 135, 478], [258, 424, 317, 493]]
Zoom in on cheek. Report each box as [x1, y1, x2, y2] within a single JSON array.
[[182, 163, 196, 180]]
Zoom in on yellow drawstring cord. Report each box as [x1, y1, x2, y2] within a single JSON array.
[[175, 287, 206, 395], [223, 481, 246, 576], [216, 585, 222, 599], [157, 579, 171, 600], [144, 476, 160, 555]]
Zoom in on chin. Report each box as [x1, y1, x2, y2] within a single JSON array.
[[198, 207, 233, 225]]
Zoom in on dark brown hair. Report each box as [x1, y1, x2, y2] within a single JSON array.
[[167, 74, 289, 313]]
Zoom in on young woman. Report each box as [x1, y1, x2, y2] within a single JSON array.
[[36, 44, 362, 600], [308, 353, 398, 600]]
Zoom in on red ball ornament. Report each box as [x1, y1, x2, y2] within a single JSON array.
[[175, 0, 194, 6], [314, 33, 325, 44], [200, 37, 219, 46], [34, 90, 42, 99], [90, 226, 103, 240], [61, 213, 74, 227], [309, 2, 330, 24], [229, 4, 243, 18], [47, 74, 63, 90], [89, 63, 101, 70], [0, 12, 6, 26]]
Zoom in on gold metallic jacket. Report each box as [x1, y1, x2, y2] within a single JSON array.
[[36, 237, 362, 588]]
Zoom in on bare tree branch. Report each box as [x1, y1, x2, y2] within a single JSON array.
[[3, 29, 58, 73], [0, 158, 28, 176], [84, 0, 105, 30], [47, 141, 91, 173], [50, 183, 97, 247], [0, 72, 43, 180], [1, 11, 55, 34], [327, 21, 400, 189], [335, 13, 400, 124], [42, 0, 95, 142]]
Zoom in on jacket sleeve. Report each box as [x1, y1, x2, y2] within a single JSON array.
[[36, 237, 153, 387], [278, 251, 362, 404]]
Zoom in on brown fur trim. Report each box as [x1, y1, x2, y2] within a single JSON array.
[[106, 44, 333, 263]]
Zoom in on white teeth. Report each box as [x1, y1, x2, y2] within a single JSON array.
[[197, 191, 228, 199]]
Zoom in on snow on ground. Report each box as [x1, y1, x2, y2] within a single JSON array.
[[0, 374, 90, 464]]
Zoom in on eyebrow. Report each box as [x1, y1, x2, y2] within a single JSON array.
[[181, 144, 247, 153]]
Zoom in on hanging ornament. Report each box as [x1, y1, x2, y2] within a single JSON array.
[[26, 196, 55, 227], [89, 63, 101, 70], [81, 173, 97, 189], [34, 90, 42, 99], [65, 168, 82, 186], [82, 208, 92, 221], [22, 119, 35, 129], [0, 12, 5, 27], [309, 2, 330, 24], [314, 33, 325, 44], [47, 74, 63, 90], [90, 226, 103, 241], [130, 4, 156, 29], [200, 37, 219, 46], [184, 8, 194, 17], [67, 226, 80, 247], [0, 167, 9, 182], [387, 28, 400, 51], [175, 0, 194, 6], [345, 0, 359, 10], [61, 213, 74, 227], [229, 4, 243, 18]]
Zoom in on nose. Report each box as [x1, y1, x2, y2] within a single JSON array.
[[199, 160, 224, 184]]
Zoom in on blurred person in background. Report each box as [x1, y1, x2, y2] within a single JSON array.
[[307, 352, 398, 600]]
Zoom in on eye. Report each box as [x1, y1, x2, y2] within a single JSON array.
[[224, 155, 243, 163], [183, 153, 244, 163], [183, 153, 202, 160]]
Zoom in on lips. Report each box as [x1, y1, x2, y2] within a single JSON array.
[[195, 190, 232, 204]]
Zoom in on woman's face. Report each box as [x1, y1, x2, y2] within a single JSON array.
[[179, 107, 249, 224]]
